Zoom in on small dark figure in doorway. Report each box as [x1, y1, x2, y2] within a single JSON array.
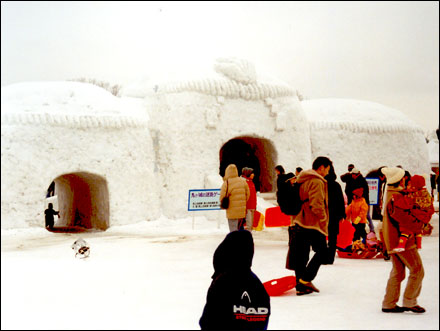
[[46, 181, 55, 198], [45, 203, 60, 230]]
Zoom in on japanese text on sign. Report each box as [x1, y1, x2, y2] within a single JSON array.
[[366, 177, 380, 205], [188, 189, 221, 211]]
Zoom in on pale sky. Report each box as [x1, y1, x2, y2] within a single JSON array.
[[1, 1, 439, 131]]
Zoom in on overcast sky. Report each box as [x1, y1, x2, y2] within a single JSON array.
[[1, 1, 439, 131]]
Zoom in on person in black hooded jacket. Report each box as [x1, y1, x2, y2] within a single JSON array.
[[324, 164, 346, 264], [199, 230, 270, 330]]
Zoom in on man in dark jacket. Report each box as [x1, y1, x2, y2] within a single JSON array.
[[325, 164, 346, 264], [345, 168, 370, 205], [345, 168, 375, 233], [366, 167, 387, 221], [200, 230, 270, 330], [340, 163, 355, 185]]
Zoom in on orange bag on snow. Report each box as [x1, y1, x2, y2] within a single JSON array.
[[336, 219, 355, 250], [253, 210, 265, 231]]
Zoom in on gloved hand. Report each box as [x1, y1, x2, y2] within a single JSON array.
[[353, 216, 361, 224]]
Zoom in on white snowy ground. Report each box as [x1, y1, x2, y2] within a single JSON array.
[[2, 211, 439, 330]]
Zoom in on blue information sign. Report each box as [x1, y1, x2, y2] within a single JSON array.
[[366, 177, 380, 205], [188, 189, 221, 211]]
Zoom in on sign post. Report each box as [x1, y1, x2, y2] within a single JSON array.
[[188, 189, 221, 229], [366, 177, 380, 222]]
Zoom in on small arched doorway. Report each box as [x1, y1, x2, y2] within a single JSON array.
[[219, 136, 277, 192], [44, 172, 110, 232]]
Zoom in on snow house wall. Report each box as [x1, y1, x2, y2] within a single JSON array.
[[302, 99, 431, 177], [1, 111, 160, 230], [147, 86, 311, 219]]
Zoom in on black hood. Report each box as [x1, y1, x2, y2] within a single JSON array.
[[212, 230, 254, 279], [325, 165, 337, 182]]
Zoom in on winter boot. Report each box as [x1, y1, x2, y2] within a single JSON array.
[[382, 305, 405, 313], [416, 234, 422, 249], [403, 305, 426, 313], [391, 234, 408, 253], [299, 279, 320, 293], [295, 282, 313, 296]]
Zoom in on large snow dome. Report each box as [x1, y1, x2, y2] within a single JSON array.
[[1, 81, 160, 230], [302, 98, 430, 177], [138, 58, 311, 218]]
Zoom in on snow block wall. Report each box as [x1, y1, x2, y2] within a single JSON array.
[[302, 99, 430, 177], [1, 60, 432, 230], [1, 82, 160, 229]]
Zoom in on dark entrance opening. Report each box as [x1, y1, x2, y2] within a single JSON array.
[[219, 136, 277, 193], [44, 172, 110, 232]]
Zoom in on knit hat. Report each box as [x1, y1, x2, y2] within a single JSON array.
[[351, 168, 360, 174], [353, 188, 364, 198], [382, 167, 405, 185], [409, 175, 425, 190]]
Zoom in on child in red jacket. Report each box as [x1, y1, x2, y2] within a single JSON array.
[[242, 167, 257, 232], [388, 175, 434, 253]]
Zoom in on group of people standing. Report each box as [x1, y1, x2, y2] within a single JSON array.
[[199, 156, 434, 329], [282, 159, 433, 311]]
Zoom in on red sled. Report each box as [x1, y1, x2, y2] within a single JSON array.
[[337, 250, 383, 259], [264, 207, 291, 227], [263, 276, 296, 296]]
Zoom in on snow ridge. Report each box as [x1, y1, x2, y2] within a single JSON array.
[[1, 112, 148, 129], [160, 78, 295, 100], [310, 121, 424, 133]]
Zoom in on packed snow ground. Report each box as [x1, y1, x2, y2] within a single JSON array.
[[1, 208, 439, 330]]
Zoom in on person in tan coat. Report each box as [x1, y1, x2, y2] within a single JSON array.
[[381, 167, 425, 314], [287, 156, 331, 295], [220, 164, 250, 232]]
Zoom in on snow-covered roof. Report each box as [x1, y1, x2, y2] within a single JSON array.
[[121, 57, 297, 100], [302, 98, 424, 133], [1, 81, 148, 128]]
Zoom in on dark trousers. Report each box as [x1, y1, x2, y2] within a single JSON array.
[[45, 218, 54, 230], [353, 223, 367, 243], [286, 225, 327, 283], [327, 229, 338, 264]]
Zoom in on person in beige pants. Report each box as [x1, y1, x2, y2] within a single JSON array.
[[380, 167, 425, 313]]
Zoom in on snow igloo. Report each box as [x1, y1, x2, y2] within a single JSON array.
[[1, 57, 431, 230], [140, 58, 311, 218], [1, 82, 160, 230], [302, 98, 430, 177]]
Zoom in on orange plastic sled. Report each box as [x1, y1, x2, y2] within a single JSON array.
[[264, 207, 291, 227], [263, 276, 296, 296]]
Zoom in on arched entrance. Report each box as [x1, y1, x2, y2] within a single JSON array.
[[219, 136, 277, 192], [44, 172, 110, 232]]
